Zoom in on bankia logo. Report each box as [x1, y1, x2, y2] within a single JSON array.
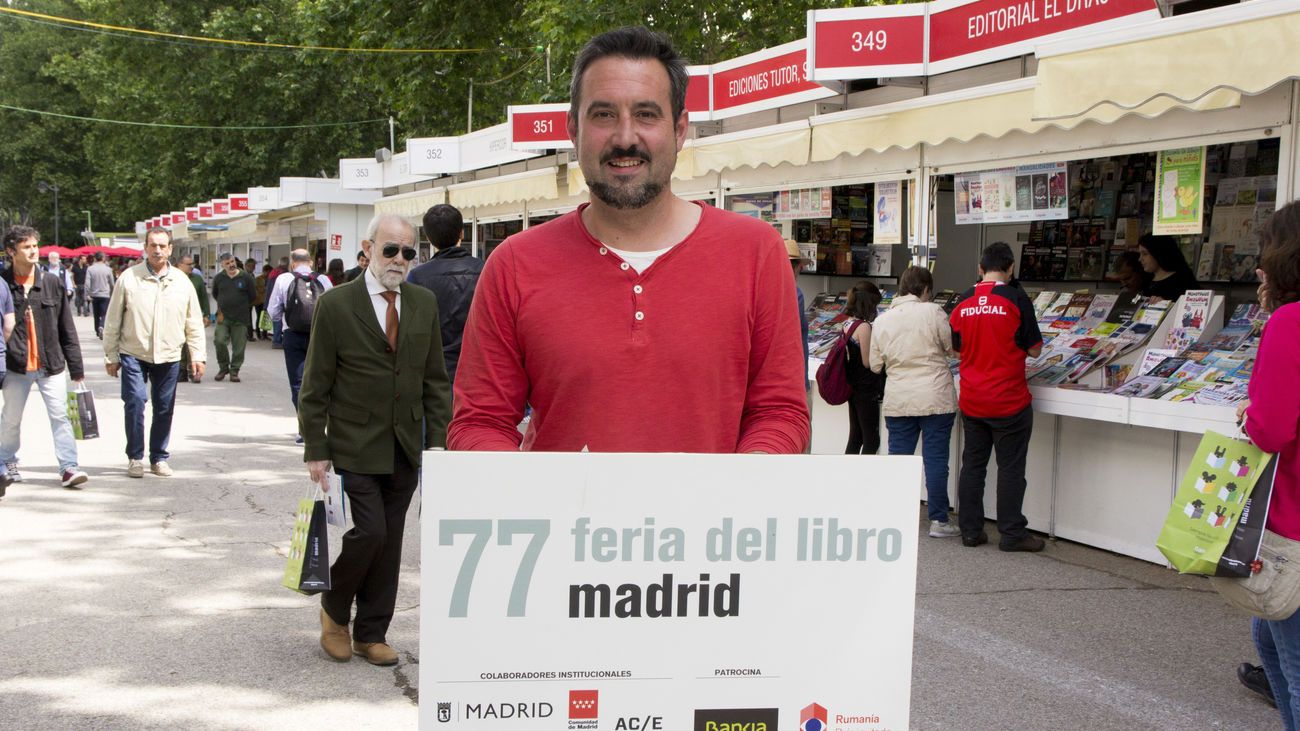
[[569, 690, 598, 729], [799, 703, 828, 731], [693, 708, 779, 731], [437, 703, 452, 723]]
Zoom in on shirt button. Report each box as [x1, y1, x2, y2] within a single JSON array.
[[635, 311, 645, 321], [620, 262, 630, 271], [633, 285, 643, 294], [598, 247, 608, 255]]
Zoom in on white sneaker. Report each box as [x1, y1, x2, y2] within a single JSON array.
[[151, 461, 173, 477], [127, 459, 145, 478], [929, 520, 961, 538]]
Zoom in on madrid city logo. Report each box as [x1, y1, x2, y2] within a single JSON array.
[[437, 702, 452, 723], [569, 689, 598, 729], [800, 703, 828, 731]]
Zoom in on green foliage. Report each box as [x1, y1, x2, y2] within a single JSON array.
[[0, 0, 914, 236]]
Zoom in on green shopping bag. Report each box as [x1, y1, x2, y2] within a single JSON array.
[[282, 489, 331, 595], [258, 309, 273, 332], [1157, 430, 1274, 576]]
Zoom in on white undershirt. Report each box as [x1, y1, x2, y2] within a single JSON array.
[[603, 244, 675, 275], [364, 268, 400, 338]]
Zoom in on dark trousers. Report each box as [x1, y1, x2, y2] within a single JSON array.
[[322, 447, 418, 643], [845, 390, 881, 455], [119, 354, 180, 463], [957, 404, 1034, 543], [92, 297, 110, 336], [282, 329, 309, 409]]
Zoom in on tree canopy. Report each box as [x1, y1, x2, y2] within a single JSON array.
[[0, 0, 912, 239]]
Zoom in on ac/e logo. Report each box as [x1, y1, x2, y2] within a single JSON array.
[[615, 716, 663, 730]]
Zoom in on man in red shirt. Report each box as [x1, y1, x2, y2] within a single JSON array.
[[448, 27, 808, 453], [950, 242, 1044, 551]]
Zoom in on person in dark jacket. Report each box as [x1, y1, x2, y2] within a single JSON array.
[[406, 204, 483, 385], [343, 251, 368, 283], [0, 225, 86, 489]]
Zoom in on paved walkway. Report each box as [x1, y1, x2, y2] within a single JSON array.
[[0, 313, 1283, 729]]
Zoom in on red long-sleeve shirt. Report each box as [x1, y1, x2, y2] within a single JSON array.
[[448, 202, 810, 454], [1245, 302, 1300, 540]]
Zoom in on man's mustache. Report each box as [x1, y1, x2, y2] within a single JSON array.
[[600, 146, 649, 165]]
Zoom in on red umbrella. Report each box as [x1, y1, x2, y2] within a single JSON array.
[[38, 245, 76, 258]]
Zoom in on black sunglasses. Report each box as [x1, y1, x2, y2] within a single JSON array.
[[381, 244, 418, 261]]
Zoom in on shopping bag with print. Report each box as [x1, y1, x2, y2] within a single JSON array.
[[281, 490, 331, 595], [258, 309, 273, 332], [65, 384, 99, 440], [324, 474, 347, 528], [1157, 431, 1273, 576]]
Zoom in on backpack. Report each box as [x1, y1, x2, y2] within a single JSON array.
[[284, 273, 324, 333], [815, 319, 862, 405]]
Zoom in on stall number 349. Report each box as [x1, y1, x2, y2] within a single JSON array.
[[851, 30, 888, 52]]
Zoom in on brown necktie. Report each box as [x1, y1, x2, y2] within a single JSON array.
[[380, 290, 398, 352]]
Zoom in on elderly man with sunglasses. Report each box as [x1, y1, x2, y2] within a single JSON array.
[[297, 212, 451, 666]]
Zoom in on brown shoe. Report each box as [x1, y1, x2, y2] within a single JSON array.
[[353, 640, 399, 666], [319, 608, 351, 662], [229, 372, 241, 383]]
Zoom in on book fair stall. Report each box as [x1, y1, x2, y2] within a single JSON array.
[[135, 0, 1300, 567]]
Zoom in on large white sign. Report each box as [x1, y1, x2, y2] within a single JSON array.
[[421, 452, 921, 730]]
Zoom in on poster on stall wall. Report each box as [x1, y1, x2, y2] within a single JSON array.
[[954, 163, 1068, 224], [775, 187, 834, 220], [874, 181, 902, 245], [1154, 147, 1207, 235]]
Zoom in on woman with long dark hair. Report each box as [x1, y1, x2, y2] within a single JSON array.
[[843, 281, 884, 455], [1138, 234, 1198, 302], [1241, 200, 1300, 729]]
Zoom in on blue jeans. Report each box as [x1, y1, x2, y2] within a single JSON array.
[[282, 329, 309, 410], [1256, 613, 1300, 730], [272, 317, 283, 345], [119, 354, 180, 463], [886, 412, 956, 522], [0, 369, 78, 471]]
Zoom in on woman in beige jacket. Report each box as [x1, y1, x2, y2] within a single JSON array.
[[869, 266, 960, 538]]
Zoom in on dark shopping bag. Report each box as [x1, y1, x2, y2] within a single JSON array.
[[282, 489, 331, 595], [1156, 430, 1274, 576], [65, 384, 99, 440]]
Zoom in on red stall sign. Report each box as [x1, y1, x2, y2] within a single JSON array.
[[212, 199, 230, 215], [171, 212, 186, 225], [185, 207, 199, 222], [685, 65, 711, 122], [710, 39, 839, 120], [161, 215, 172, 227], [928, 0, 1158, 74], [508, 103, 572, 151], [229, 194, 249, 212], [198, 204, 213, 219], [808, 5, 928, 82]]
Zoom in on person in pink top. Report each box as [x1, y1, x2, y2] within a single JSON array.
[[447, 27, 808, 454], [1241, 200, 1300, 729]]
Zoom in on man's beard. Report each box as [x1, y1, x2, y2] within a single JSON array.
[[587, 145, 667, 210], [370, 262, 406, 290], [589, 179, 664, 210]]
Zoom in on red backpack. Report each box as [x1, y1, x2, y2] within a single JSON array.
[[815, 319, 862, 405]]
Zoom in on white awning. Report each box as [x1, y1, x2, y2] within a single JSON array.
[[374, 187, 447, 219], [810, 78, 1240, 163], [691, 121, 810, 175], [1033, 0, 1299, 121], [448, 168, 558, 209]]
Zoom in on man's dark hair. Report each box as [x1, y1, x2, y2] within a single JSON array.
[[422, 204, 464, 250], [3, 225, 38, 250], [898, 265, 934, 298], [94, 251, 105, 262], [356, 250, 368, 261], [569, 26, 688, 123], [980, 241, 1015, 274]]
